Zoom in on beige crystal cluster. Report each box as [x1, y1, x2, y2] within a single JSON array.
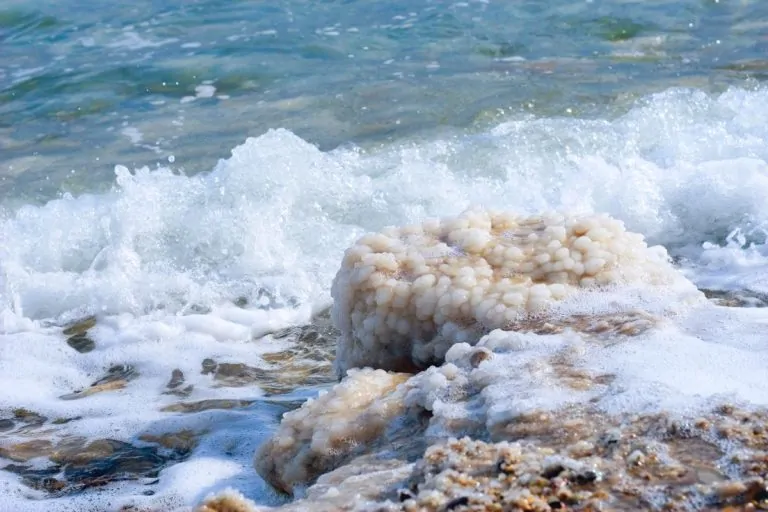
[[254, 368, 410, 495], [331, 208, 678, 373]]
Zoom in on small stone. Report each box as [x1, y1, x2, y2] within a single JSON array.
[[59, 364, 139, 399], [138, 430, 199, 454], [201, 358, 217, 375], [92, 364, 138, 386], [62, 316, 97, 336], [572, 470, 599, 485], [444, 496, 469, 510], [12, 408, 46, 425], [542, 464, 565, 479], [166, 369, 185, 389], [66, 333, 96, 353], [717, 481, 747, 499], [51, 417, 80, 425], [161, 399, 254, 413], [745, 480, 768, 503], [59, 380, 127, 400]]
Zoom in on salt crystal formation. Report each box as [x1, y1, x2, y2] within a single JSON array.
[[332, 209, 680, 373], [197, 488, 260, 512], [254, 368, 410, 494]]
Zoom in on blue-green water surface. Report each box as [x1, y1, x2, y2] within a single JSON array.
[[2, 0, 768, 201]]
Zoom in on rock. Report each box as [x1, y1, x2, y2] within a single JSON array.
[[0, 439, 54, 462], [167, 369, 185, 389], [201, 350, 335, 394], [1, 435, 192, 497], [161, 399, 255, 413], [139, 429, 200, 454], [164, 369, 194, 397], [62, 316, 97, 336], [66, 333, 96, 353], [59, 364, 138, 400], [254, 368, 412, 494]]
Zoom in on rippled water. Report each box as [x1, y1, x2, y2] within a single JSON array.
[[3, 0, 768, 201]]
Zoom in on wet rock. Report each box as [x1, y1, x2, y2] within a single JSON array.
[[59, 364, 138, 400], [12, 408, 47, 426], [0, 439, 53, 462], [201, 358, 218, 375], [212, 362, 270, 387], [161, 399, 254, 413], [92, 364, 139, 386], [702, 288, 768, 308], [0, 418, 14, 431], [66, 333, 96, 353], [4, 436, 193, 496], [60, 380, 126, 400], [2, 463, 62, 493], [62, 316, 97, 336], [139, 429, 200, 455], [6, 408, 48, 434], [163, 369, 194, 397], [201, 354, 335, 395], [51, 416, 81, 425], [255, 369, 412, 494], [167, 369, 185, 389]]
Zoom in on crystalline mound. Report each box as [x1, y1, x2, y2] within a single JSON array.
[[331, 209, 687, 374]]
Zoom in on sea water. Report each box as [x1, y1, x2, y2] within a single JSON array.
[[2, 0, 768, 510]]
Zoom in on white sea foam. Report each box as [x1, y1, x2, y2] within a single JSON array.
[[2, 86, 768, 510]]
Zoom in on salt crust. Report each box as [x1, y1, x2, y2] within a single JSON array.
[[213, 211, 768, 510], [251, 210, 709, 502], [253, 368, 410, 494], [331, 209, 686, 374]]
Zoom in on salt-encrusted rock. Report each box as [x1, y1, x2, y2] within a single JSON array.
[[331, 209, 688, 374], [254, 368, 412, 494], [197, 488, 261, 512]]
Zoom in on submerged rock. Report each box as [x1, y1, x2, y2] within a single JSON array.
[[59, 364, 139, 400], [62, 316, 98, 353], [61, 316, 97, 336], [1, 434, 194, 496], [65, 333, 96, 353], [161, 399, 255, 413]]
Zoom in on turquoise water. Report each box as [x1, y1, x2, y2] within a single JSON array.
[[2, 0, 767, 201]]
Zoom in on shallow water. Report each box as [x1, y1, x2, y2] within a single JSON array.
[[3, 0, 768, 201], [3, 0, 768, 510]]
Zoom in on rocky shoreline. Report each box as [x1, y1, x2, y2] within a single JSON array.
[[200, 404, 768, 511], [4, 210, 768, 511], [199, 211, 768, 511]]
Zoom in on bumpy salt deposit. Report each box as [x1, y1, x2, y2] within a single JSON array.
[[331, 209, 683, 373], [254, 368, 410, 494]]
